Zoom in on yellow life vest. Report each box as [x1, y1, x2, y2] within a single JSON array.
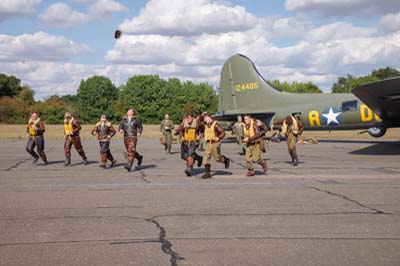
[[28, 118, 40, 136], [244, 119, 255, 138], [281, 116, 299, 136], [183, 119, 197, 141], [204, 121, 217, 141], [64, 117, 74, 136]]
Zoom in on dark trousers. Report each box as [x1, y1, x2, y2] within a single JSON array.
[[181, 141, 202, 167], [99, 141, 114, 163], [64, 136, 86, 161], [26, 135, 46, 160]]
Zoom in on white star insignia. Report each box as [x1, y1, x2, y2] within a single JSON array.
[[322, 107, 341, 125]]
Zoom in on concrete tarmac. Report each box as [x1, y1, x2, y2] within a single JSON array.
[[1, 138, 400, 266]]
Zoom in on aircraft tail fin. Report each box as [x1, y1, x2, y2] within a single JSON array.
[[217, 54, 282, 115]]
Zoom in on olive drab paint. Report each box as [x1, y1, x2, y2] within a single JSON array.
[[215, 54, 386, 135]]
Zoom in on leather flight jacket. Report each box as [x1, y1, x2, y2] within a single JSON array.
[[119, 117, 143, 138]]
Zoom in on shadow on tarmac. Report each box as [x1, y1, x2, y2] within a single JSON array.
[[349, 141, 400, 155], [136, 164, 157, 170], [42, 160, 65, 165]]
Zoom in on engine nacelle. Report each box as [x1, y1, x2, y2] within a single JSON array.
[[367, 127, 387, 138]]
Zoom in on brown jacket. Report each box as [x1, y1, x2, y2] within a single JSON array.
[[91, 121, 116, 141]]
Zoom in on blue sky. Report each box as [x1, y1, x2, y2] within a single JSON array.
[[0, 0, 400, 99]]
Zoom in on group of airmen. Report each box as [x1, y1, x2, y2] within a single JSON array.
[[26, 108, 303, 178], [161, 112, 304, 176]]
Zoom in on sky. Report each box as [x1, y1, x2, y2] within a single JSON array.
[[1, 0, 400, 99]]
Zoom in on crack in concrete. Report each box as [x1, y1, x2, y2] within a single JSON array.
[[4, 159, 29, 171], [3, 210, 396, 222], [373, 167, 400, 175], [3, 146, 54, 171], [137, 170, 151, 183], [3, 235, 400, 247], [147, 217, 184, 266], [309, 186, 390, 214]]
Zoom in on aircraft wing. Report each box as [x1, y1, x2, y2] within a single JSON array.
[[352, 77, 400, 124]]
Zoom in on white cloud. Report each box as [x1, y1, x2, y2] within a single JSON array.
[[0, 0, 41, 20], [285, 0, 400, 17], [119, 0, 258, 36], [0, 31, 91, 62], [379, 12, 400, 33], [38, 3, 88, 28], [0, 61, 217, 99], [3, 0, 400, 97], [88, 0, 128, 19], [107, 18, 400, 90], [306, 22, 376, 43], [38, 0, 127, 28]]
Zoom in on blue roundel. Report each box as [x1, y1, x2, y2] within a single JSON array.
[[321, 107, 342, 126]]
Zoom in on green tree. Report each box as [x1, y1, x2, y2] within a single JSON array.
[[30, 95, 76, 124], [77, 76, 119, 123], [331, 75, 378, 93], [0, 97, 23, 123], [331, 67, 400, 93], [118, 75, 166, 123], [118, 75, 218, 124], [16, 86, 35, 106], [371, 67, 400, 80], [60, 94, 79, 108], [0, 73, 23, 98], [268, 80, 322, 93]]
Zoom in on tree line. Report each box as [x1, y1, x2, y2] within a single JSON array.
[[0, 74, 218, 124], [0, 66, 399, 124]]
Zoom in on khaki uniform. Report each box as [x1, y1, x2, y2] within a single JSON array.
[[160, 119, 173, 153], [243, 119, 268, 175], [204, 120, 228, 165], [274, 116, 303, 165], [232, 121, 245, 154], [281, 116, 301, 162]]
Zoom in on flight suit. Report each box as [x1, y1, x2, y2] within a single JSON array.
[[160, 119, 174, 153], [202, 120, 230, 179], [26, 117, 48, 164], [178, 118, 203, 176], [64, 117, 87, 166], [92, 121, 116, 168], [119, 116, 143, 171], [243, 119, 268, 176]]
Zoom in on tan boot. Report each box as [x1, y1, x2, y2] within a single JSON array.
[[246, 169, 255, 177], [262, 161, 268, 174]]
